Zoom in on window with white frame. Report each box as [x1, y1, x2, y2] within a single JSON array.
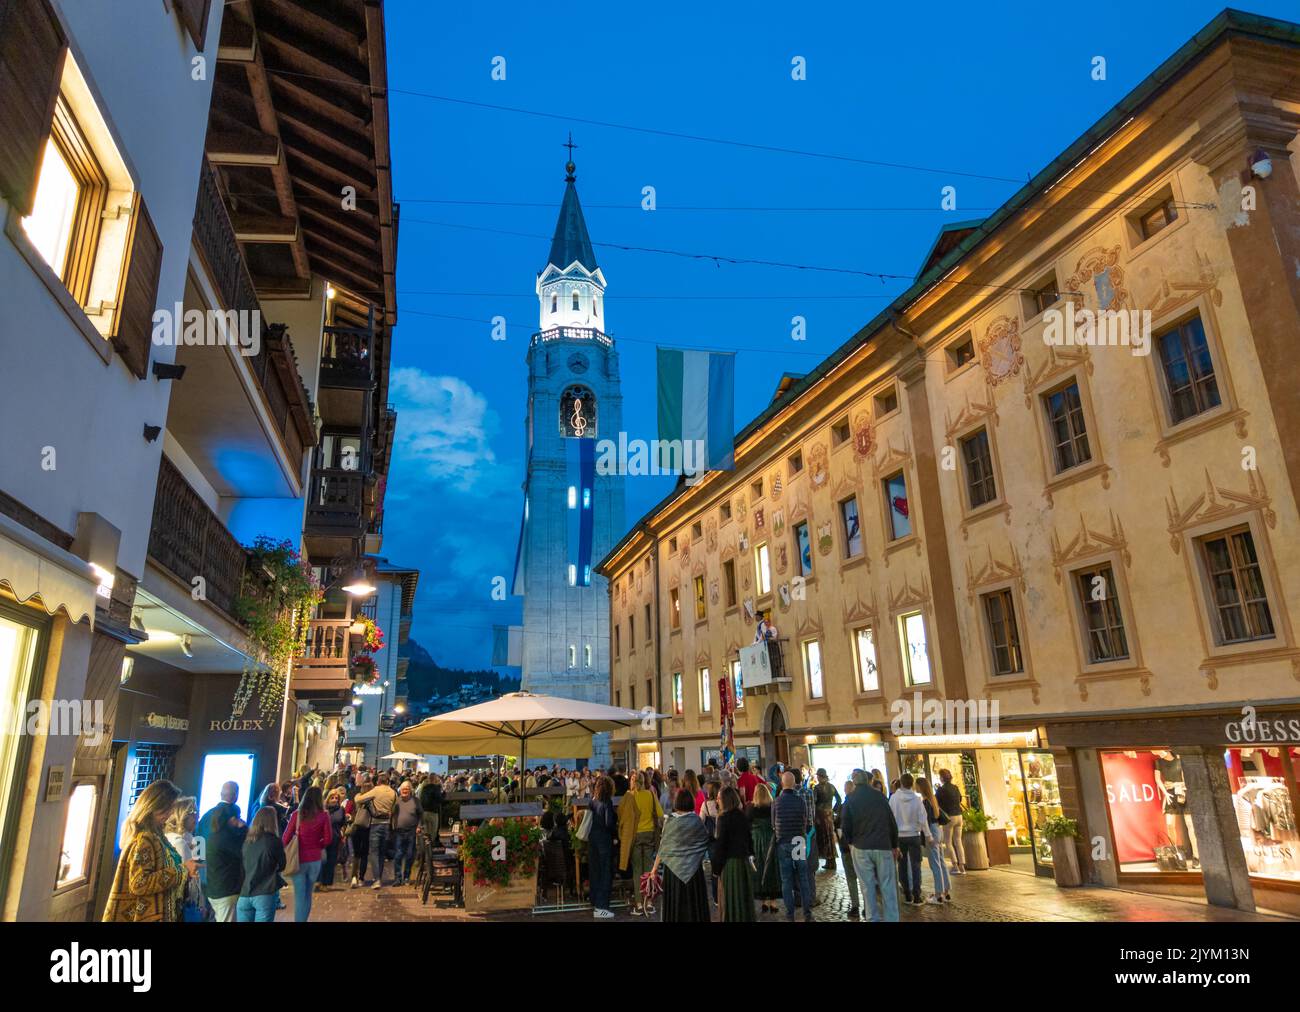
[[803, 639, 824, 699], [853, 625, 879, 692], [897, 610, 932, 686]]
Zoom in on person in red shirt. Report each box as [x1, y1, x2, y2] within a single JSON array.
[[736, 756, 763, 806], [283, 786, 333, 922]]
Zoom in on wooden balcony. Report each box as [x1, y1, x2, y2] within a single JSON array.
[[318, 308, 376, 428], [292, 618, 354, 697], [303, 467, 368, 561], [148, 455, 247, 620]]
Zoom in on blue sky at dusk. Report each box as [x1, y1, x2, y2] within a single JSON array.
[[375, 1, 1297, 670]]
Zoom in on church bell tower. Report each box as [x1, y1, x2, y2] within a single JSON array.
[[513, 148, 625, 767]]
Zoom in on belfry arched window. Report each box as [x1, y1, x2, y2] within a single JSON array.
[[560, 384, 596, 437], [551, 294, 558, 313], [572, 290, 580, 311]]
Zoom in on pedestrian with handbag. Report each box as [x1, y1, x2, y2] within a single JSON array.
[[282, 786, 332, 922]]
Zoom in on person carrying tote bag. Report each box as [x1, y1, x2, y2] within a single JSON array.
[[283, 814, 301, 877]]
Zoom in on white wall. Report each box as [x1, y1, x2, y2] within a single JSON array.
[[0, 0, 222, 579]]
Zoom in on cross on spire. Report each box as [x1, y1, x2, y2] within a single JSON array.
[[563, 132, 578, 181]]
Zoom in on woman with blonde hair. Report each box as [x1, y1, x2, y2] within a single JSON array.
[[103, 780, 196, 922], [748, 781, 781, 913], [164, 795, 205, 921]]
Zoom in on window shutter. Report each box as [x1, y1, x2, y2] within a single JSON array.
[[112, 198, 163, 380], [0, 0, 67, 216], [177, 0, 211, 51]]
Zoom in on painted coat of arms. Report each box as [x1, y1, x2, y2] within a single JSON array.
[[853, 411, 876, 460], [771, 473, 784, 502], [709, 578, 720, 607], [776, 544, 788, 575], [809, 443, 829, 489], [1066, 245, 1130, 312], [772, 509, 785, 537], [735, 495, 747, 522], [705, 519, 717, 553], [754, 508, 765, 531], [979, 315, 1023, 386], [817, 520, 833, 556]]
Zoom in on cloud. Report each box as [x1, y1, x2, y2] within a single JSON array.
[[389, 367, 504, 492]]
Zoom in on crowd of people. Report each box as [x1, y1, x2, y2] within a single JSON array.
[[101, 755, 970, 924]]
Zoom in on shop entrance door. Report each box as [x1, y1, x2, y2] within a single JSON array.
[[771, 708, 788, 767]]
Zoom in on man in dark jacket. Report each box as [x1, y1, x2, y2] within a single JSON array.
[[197, 781, 247, 922], [839, 770, 900, 922], [773, 771, 815, 921]]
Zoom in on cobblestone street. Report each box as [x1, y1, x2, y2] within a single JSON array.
[[280, 860, 1292, 924]]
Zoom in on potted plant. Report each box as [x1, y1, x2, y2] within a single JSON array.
[[461, 817, 543, 912], [960, 808, 992, 870], [1042, 815, 1083, 887]]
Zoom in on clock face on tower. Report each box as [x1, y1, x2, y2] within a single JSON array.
[[568, 352, 589, 375]]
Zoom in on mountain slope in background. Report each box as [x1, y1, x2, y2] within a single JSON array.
[[400, 637, 520, 701]]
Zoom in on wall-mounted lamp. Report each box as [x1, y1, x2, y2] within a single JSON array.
[[342, 565, 374, 596], [152, 361, 186, 381], [143, 424, 162, 443], [1249, 148, 1273, 179]]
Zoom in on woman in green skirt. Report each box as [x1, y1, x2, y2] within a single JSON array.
[[712, 787, 755, 921], [748, 782, 782, 913]]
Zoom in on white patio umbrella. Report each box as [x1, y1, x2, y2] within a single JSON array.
[[391, 691, 661, 792], [380, 751, 422, 761]]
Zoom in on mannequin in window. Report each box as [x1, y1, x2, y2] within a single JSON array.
[[1154, 750, 1198, 868]]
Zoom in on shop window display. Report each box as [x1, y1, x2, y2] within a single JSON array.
[[1021, 751, 1063, 866], [1102, 750, 1199, 873], [1225, 746, 1299, 882]]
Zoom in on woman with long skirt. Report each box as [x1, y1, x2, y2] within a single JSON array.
[[713, 787, 755, 922], [652, 788, 711, 922], [748, 782, 782, 913], [587, 775, 618, 919]]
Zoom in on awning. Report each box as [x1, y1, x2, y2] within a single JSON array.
[[0, 512, 98, 627]]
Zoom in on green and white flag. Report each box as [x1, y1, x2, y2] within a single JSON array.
[[657, 347, 735, 472]]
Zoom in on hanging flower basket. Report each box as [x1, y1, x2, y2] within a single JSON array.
[[351, 653, 378, 687]]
